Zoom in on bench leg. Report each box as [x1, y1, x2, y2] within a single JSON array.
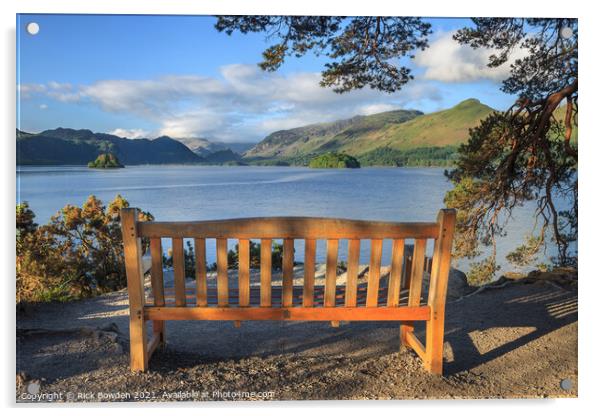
[[424, 313, 444, 375], [400, 322, 414, 348], [153, 320, 166, 348], [129, 308, 148, 372]]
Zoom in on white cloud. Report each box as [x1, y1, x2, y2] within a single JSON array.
[[357, 103, 399, 115], [109, 128, 150, 139], [39, 104, 48, 110], [415, 32, 528, 83], [18, 64, 445, 141], [18, 83, 46, 99], [28, 81, 80, 102], [48, 81, 72, 90]]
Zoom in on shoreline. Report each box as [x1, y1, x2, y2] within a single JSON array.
[[17, 164, 452, 169]]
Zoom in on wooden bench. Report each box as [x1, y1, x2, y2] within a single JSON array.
[[121, 208, 456, 375]]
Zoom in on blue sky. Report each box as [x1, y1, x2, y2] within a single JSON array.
[[17, 14, 521, 142]]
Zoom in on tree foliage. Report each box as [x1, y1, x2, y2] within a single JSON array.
[[357, 146, 457, 167], [227, 241, 289, 270], [215, 16, 431, 93], [16, 195, 153, 303], [216, 16, 578, 283], [309, 152, 360, 168], [88, 153, 124, 168], [445, 18, 577, 282]]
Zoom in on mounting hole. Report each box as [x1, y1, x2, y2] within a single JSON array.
[[560, 378, 573, 390], [560, 27, 573, 39], [26, 22, 40, 35]]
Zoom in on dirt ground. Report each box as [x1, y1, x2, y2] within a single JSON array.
[[16, 278, 577, 402]]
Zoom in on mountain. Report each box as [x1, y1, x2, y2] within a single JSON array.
[[203, 149, 243, 164], [17, 128, 203, 165], [176, 137, 226, 156], [244, 99, 495, 165], [176, 137, 255, 156], [246, 109, 423, 159]]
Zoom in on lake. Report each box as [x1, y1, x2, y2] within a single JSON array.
[[16, 165, 566, 275]]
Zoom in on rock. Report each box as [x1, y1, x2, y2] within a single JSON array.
[[422, 267, 469, 301], [447, 268, 469, 299], [111, 343, 124, 355], [531, 267, 578, 289]]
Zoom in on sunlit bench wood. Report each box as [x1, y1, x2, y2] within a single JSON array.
[[121, 208, 455, 374]]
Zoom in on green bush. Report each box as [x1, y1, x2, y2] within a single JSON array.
[[227, 240, 289, 270], [163, 240, 198, 278], [161, 240, 291, 279]]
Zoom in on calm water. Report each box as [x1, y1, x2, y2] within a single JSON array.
[[16, 165, 567, 275]]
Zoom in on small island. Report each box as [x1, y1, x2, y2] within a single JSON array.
[[87, 153, 124, 169], [308, 152, 361, 169]]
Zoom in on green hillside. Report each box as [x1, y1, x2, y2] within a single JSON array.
[[244, 99, 495, 166], [17, 98, 575, 168], [553, 105, 578, 143], [370, 98, 494, 151], [246, 109, 423, 159]]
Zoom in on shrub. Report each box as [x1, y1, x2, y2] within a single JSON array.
[[163, 240, 198, 278], [161, 240, 291, 279], [227, 240, 288, 270], [16, 195, 153, 304]]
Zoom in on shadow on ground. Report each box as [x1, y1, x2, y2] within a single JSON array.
[[16, 281, 577, 400]]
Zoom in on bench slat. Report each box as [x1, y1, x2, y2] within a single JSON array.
[[260, 239, 272, 307], [387, 239, 405, 307], [238, 239, 250, 307], [366, 239, 383, 307], [408, 238, 427, 307], [145, 305, 431, 321], [282, 238, 294, 307], [402, 254, 412, 291], [216, 238, 229, 307], [345, 239, 360, 307], [172, 237, 186, 307], [150, 238, 165, 307], [303, 239, 316, 307], [325, 239, 339, 307], [150, 286, 416, 309], [138, 217, 439, 240], [194, 238, 207, 307]]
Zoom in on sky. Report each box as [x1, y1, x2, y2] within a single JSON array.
[[17, 14, 522, 143]]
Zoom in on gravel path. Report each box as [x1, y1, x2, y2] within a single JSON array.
[[16, 278, 577, 401]]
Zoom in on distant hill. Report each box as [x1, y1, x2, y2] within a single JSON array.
[[18, 98, 575, 168], [17, 128, 203, 165], [244, 99, 496, 166], [203, 149, 243, 164], [246, 109, 423, 159], [176, 137, 255, 156]]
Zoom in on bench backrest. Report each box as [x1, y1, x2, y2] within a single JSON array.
[[121, 209, 455, 313]]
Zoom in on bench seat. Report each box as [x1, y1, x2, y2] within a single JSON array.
[[149, 285, 422, 308]]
